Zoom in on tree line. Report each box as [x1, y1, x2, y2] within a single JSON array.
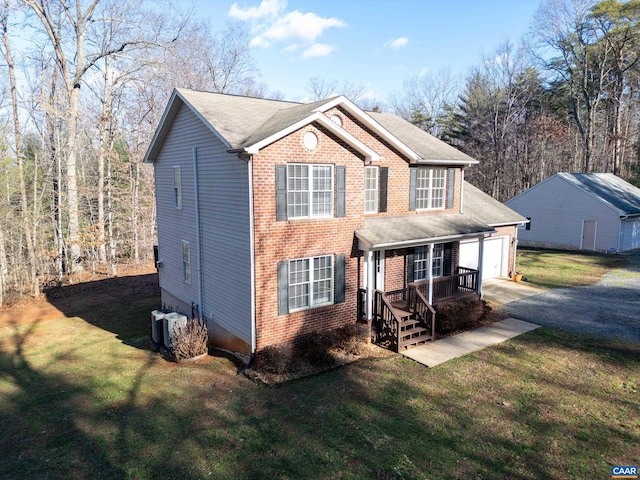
[[0, 0, 638, 304], [390, 0, 640, 201]]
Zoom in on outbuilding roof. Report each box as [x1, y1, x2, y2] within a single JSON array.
[[557, 173, 640, 216]]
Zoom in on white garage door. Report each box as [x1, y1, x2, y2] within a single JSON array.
[[622, 218, 640, 251], [459, 237, 508, 279]]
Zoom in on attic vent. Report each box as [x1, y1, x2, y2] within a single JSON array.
[[303, 131, 318, 150]]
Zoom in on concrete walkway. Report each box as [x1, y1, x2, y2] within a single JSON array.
[[481, 277, 548, 308], [401, 277, 545, 367], [402, 317, 540, 367]]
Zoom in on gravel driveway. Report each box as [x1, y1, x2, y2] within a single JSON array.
[[497, 253, 640, 343]]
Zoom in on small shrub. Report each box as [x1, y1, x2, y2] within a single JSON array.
[[435, 297, 490, 335], [172, 318, 208, 361], [253, 343, 294, 374]]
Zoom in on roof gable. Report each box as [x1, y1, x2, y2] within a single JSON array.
[[144, 88, 481, 166]]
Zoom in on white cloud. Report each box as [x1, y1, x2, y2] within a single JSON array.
[[230, 3, 345, 58], [229, 0, 286, 20], [385, 37, 409, 49], [302, 43, 336, 59], [418, 67, 429, 77], [252, 10, 346, 47]]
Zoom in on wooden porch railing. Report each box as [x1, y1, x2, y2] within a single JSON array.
[[407, 284, 436, 341], [372, 289, 406, 352], [411, 267, 479, 304]]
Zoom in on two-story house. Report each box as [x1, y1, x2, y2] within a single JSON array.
[[144, 88, 527, 355]]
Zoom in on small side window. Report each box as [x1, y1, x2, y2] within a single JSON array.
[[182, 240, 191, 284], [173, 166, 182, 209], [526, 217, 531, 230]]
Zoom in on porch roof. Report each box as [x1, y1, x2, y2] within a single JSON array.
[[356, 213, 495, 250]]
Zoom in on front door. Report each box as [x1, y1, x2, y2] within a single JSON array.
[[374, 250, 385, 290], [582, 220, 597, 250]]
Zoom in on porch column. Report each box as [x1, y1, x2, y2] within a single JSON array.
[[364, 250, 375, 320], [428, 243, 434, 304], [477, 236, 484, 297]]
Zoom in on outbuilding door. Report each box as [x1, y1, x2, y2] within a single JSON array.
[[582, 220, 597, 251]]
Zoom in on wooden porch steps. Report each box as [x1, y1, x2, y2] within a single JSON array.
[[399, 317, 432, 350]]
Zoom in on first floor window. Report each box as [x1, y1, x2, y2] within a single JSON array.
[[414, 244, 444, 281], [182, 240, 191, 284], [288, 255, 333, 310]]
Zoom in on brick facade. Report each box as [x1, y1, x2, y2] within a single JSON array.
[[251, 110, 466, 349]]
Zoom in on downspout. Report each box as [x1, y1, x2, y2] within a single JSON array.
[[192, 147, 204, 319], [428, 243, 434, 304], [247, 155, 257, 354], [512, 225, 520, 277], [460, 169, 465, 214]]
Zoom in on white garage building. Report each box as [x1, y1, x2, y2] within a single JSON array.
[[505, 173, 640, 253]]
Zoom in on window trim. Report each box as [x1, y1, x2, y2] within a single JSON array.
[[364, 165, 379, 214], [173, 166, 182, 209], [288, 254, 334, 312], [286, 163, 334, 219], [415, 167, 446, 211], [181, 240, 191, 284]]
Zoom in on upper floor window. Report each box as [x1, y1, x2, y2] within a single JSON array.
[[416, 167, 446, 210], [414, 244, 444, 281], [173, 166, 182, 209], [364, 166, 378, 213], [286, 164, 333, 219]]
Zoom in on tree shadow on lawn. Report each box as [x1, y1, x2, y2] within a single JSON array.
[[43, 273, 161, 347], [2, 316, 639, 479]]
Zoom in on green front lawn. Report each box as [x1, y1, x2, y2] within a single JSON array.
[[516, 247, 630, 288], [1, 291, 638, 479]]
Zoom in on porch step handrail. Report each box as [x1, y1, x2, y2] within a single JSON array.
[[373, 289, 406, 352], [408, 285, 436, 341]]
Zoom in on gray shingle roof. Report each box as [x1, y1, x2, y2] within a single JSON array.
[[172, 89, 477, 164], [367, 111, 478, 164], [355, 182, 526, 249], [463, 182, 528, 226], [558, 173, 640, 216], [356, 213, 494, 250], [176, 88, 302, 149]]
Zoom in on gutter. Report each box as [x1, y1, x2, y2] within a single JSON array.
[[356, 229, 495, 251]]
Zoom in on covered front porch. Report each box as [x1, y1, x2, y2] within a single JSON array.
[[355, 213, 495, 352]]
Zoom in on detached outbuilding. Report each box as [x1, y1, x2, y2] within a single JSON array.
[[505, 173, 640, 252]]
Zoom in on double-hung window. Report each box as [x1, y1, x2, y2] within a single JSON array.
[[364, 166, 378, 213], [413, 244, 444, 281], [416, 167, 446, 210], [287, 164, 333, 219], [173, 166, 182, 209], [288, 255, 334, 311]]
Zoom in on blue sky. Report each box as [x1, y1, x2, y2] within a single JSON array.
[[194, 0, 541, 102]]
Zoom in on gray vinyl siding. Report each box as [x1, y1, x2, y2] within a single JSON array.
[[154, 104, 252, 344], [506, 175, 620, 252]]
